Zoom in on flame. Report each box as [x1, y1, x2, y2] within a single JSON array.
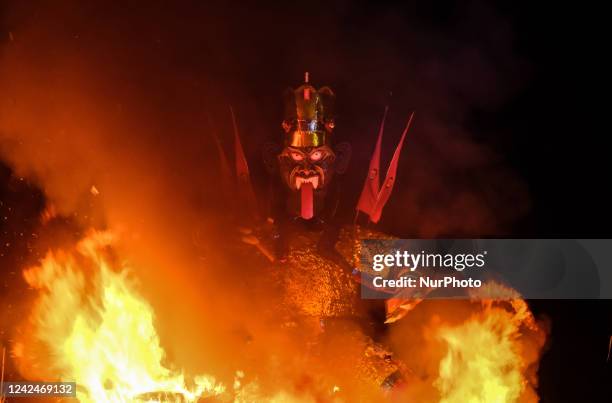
[[10, 229, 546, 402], [12, 230, 225, 402], [434, 299, 543, 403]]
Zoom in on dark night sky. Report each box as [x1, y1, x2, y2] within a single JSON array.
[[0, 0, 609, 237], [1, 1, 611, 401]]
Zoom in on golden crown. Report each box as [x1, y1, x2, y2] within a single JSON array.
[[282, 72, 335, 147]]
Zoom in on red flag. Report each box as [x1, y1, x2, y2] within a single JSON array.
[[369, 112, 414, 223], [357, 106, 388, 216], [230, 106, 259, 219], [208, 115, 232, 193], [231, 107, 250, 183]]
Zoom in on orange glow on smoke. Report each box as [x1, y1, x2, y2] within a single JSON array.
[[0, 6, 546, 401]]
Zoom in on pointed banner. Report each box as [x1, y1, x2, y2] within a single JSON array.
[[369, 112, 414, 223], [357, 111, 414, 224], [208, 115, 233, 195], [230, 106, 259, 219], [357, 106, 388, 216], [230, 106, 250, 184]]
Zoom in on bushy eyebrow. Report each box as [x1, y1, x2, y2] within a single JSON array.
[[280, 146, 333, 157]]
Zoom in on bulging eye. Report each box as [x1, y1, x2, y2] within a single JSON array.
[[310, 150, 323, 161], [290, 152, 304, 161]]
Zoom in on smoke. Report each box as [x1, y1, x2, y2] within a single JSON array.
[[0, 1, 531, 235], [0, 0, 534, 398], [0, 0, 258, 385]]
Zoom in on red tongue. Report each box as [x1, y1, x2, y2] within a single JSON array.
[[300, 182, 314, 219]]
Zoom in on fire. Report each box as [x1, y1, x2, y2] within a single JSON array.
[[434, 299, 543, 403], [12, 230, 225, 402], [9, 229, 546, 402]]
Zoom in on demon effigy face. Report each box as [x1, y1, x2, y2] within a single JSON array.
[[265, 77, 350, 219], [278, 145, 336, 191]]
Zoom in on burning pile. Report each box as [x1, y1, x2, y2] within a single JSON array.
[[11, 230, 224, 402], [7, 228, 547, 402]]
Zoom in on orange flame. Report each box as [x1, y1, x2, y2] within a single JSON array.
[[12, 230, 225, 402], [435, 299, 542, 402], [10, 230, 546, 402]]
